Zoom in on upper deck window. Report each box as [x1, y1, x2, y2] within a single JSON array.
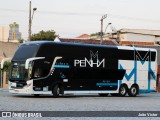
[[12, 45, 40, 61]]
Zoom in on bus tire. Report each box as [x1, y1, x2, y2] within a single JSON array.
[[52, 84, 60, 98], [128, 85, 138, 97], [119, 85, 127, 97], [99, 93, 108, 96]]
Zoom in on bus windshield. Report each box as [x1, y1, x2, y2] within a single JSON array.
[[11, 62, 28, 80]]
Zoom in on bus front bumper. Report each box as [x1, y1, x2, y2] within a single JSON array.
[[9, 80, 34, 94]]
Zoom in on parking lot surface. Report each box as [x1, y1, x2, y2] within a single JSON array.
[[0, 91, 160, 119]]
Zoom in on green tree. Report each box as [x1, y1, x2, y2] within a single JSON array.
[[90, 32, 99, 36], [3, 61, 11, 71], [31, 30, 57, 41], [18, 38, 25, 43], [1, 61, 11, 85]]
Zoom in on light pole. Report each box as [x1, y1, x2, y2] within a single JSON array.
[[100, 14, 107, 44], [104, 23, 112, 33], [28, 1, 37, 41]]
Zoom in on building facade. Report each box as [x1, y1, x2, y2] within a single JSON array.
[[115, 29, 160, 45], [0, 22, 21, 43], [0, 26, 10, 42]]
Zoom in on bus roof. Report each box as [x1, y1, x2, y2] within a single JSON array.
[[22, 41, 156, 52], [22, 41, 117, 49]]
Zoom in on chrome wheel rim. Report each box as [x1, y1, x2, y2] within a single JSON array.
[[57, 87, 60, 95], [120, 87, 126, 95], [131, 87, 136, 95]]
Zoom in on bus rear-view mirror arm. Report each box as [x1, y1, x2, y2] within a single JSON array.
[[32, 56, 63, 80], [50, 56, 62, 71], [25, 57, 45, 69]]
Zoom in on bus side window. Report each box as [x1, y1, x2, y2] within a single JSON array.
[[34, 68, 43, 78]]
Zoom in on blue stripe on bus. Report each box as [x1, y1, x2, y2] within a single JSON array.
[[54, 65, 70, 68], [96, 83, 118, 86], [139, 89, 155, 94]]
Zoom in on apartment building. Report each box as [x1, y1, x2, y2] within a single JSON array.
[[0, 22, 21, 43]]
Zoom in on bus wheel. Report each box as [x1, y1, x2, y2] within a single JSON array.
[[128, 85, 138, 97], [52, 84, 60, 98], [119, 85, 127, 97], [99, 93, 108, 97]]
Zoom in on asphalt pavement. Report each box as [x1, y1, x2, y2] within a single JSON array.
[[0, 90, 160, 120]]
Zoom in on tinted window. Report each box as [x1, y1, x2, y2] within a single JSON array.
[[12, 45, 39, 61]]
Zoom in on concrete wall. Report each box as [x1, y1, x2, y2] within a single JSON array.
[[0, 41, 20, 61], [124, 33, 155, 42]]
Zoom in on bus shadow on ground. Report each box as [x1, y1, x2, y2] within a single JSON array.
[[10, 93, 150, 98]]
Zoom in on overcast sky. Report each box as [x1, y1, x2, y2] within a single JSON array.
[[0, 0, 160, 39]]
